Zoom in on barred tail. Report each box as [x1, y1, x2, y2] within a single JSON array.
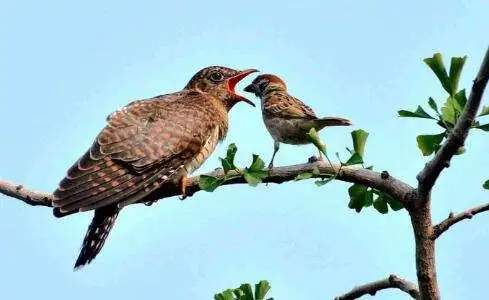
[[74, 205, 120, 270]]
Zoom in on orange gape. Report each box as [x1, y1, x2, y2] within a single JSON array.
[[53, 66, 257, 269], [244, 73, 352, 168]]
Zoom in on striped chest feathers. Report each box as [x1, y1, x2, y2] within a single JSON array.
[[183, 126, 221, 175]]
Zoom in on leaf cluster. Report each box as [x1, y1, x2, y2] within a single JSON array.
[[215, 280, 273, 300]]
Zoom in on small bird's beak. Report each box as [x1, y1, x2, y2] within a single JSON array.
[[227, 69, 258, 107], [243, 83, 257, 94]]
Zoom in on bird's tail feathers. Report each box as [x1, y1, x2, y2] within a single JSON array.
[[73, 205, 120, 270], [315, 117, 352, 129]]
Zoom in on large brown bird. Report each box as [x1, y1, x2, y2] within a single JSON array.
[[53, 66, 257, 269], [244, 74, 351, 168]]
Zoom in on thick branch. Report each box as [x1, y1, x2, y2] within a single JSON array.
[[432, 202, 489, 239], [335, 274, 419, 300], [417, 47, 489, 198], [409, 196, 439, 299], [0, 161, 413, 215]]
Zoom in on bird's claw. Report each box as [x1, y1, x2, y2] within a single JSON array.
[[179, 176, 188, 200], [308, 155, 320, 163]]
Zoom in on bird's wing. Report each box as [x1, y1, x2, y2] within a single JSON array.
[[263, 92, 317, 119], [53, 91, 219, 212]]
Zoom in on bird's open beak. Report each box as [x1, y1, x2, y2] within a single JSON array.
[[227, 69, 258, 107]]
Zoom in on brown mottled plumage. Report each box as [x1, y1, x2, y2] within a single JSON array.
[[244, 74, 351, 168], [53, 66, 257, 269]]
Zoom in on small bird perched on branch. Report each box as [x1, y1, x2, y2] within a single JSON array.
[[53, 66, 257, 269], [244, 74, 351, 168]]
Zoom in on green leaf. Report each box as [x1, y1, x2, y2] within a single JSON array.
[[249, 154, 265, 172], [439, 91, 466, 126], [479, 106, 489, 117], [373, 195, 389, 214], [244, 154, 268, 186], [315, 178, 333, 187], [226, 143, 238, 163], [306, 128, 327, 155], [243, 172, 263, 187], [476, 123, 489, 131], [454, 89, 467, 110], [364, 189, 374, 207], [483, 180, 489, 190], [238, 284, 254, 300], [215, 289, 235, 300], [220, 158, 234, 175], [398, 106, 435, 119], [255, 281, 271, 300], [428, 97, 439, 113], [348, 184, 368, 212], [380, 192, 404, 211], [345, 152, 363, 166], [424, 53, 451, 93], [199, 175, 223, 192], [295, 172, 313, 181], [441, 102, 456, 124], [351, 129, 369, 157], [220, 143, 238, 174], [449, 56, 467, 95], [416, 133, 445, 156]]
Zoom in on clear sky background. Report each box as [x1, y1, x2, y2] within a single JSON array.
[[1, 1, 488, 299]]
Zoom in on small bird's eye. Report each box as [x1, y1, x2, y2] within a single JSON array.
[[209, 71, 224, 82]]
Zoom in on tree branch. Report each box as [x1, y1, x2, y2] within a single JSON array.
[[0, 179, 52, 207], [0, 161, 413, 216], [432, 202, 489, 239], [335, 274, 419, 300], [417, 47, 489, 199]]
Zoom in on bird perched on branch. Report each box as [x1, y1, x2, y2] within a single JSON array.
[[53, 66, 257, 269], [244, 74, 351, 168]]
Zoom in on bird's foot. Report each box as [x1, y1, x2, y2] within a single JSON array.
[[308, 155, 320, 163], [265, 163, 274, 186], [179, 176, 188, 200], [144, 200, 158, 206]]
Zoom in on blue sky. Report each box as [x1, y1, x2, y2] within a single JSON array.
[[1, 1, 488, 299]]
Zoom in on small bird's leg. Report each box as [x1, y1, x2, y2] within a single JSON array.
[[318, 150, 324, 161], [266, 141, 280, 186], [179, 175, 188, 200], [268, 141, 280, 169]]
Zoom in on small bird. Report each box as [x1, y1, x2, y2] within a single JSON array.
[[53, 66, 257, 269], [244, 74, 351, 168]]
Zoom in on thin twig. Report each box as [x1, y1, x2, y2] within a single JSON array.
[[417, 47, 489, 199], [432, 202, 489, 239], [335, 274, 419, 300]]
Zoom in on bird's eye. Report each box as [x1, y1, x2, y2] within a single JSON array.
[[209, 71, 224, 82], [259, 81, 268, 91]]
